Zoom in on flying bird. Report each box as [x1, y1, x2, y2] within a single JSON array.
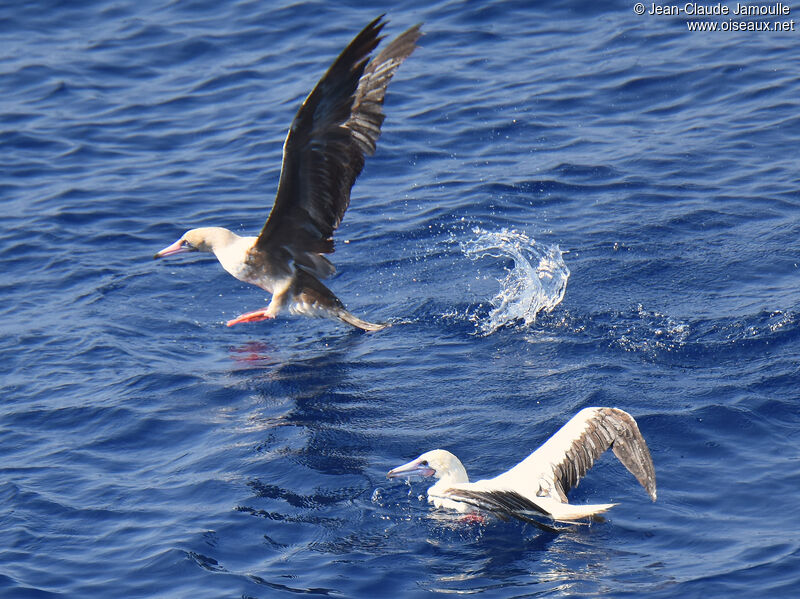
[[154, 16, 422, 331], [387, 407, 656, 530]]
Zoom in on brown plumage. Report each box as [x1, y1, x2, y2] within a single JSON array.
[[155, 16, 422, 331]]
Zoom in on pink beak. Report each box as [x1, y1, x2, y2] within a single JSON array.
[[387, 456, 435, 479], [154, 238, 190, 259]]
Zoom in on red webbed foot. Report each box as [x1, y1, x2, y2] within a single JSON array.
[[459, 513, 487, 525], [226, 309, 274, 327]]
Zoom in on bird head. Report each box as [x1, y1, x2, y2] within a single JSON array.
[[154, 227, 235, 259], [387, 449, 469, 485]]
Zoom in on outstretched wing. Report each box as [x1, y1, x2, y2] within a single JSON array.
[[252, 17, 422, 279], [493, 407, 657, 503]]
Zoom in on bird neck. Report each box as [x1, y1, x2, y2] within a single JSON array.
[[427, 462, 470, 512], [207, 230, 257, 280], [430, 461, 469, 494]]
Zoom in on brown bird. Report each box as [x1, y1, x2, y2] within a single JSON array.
[[154, 16, 421, 331]]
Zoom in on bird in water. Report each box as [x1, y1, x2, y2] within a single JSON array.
[[387, 407, 656, 531], [154, 16, 421, 331]]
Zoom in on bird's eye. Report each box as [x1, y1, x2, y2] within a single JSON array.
[[420, 460, 429, 467]]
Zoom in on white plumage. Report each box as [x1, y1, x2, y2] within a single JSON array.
[[387, 407, 656, 528]]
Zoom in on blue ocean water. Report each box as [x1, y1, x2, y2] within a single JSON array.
[[2, 0, 799, 597]]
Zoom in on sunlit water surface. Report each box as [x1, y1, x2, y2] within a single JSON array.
[[1, 1, 799, 598]]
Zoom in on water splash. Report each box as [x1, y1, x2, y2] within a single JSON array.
[[461, 228, 570, 335]]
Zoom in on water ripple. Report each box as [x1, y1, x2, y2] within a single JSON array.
[[2, 1, 799, 598]]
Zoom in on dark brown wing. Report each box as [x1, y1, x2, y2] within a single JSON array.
[[252, 17, 422, 279], [442, 489, 561, 533]]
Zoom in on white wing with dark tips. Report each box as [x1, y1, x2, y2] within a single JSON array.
[[493, 407, 657, 503], [433, 408, 656, 524]]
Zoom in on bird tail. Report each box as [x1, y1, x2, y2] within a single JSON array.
[[541, 499, 618, 521], [336, 310, 389, 332], [290, 268, 389, 332]]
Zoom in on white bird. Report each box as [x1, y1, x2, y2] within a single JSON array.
[[154, 16, 422, 331], [387, 407, 656, 529]]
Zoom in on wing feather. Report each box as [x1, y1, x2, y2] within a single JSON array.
[[441, 488, 561, 533], [251, 17, 421, 279], [493, 407, 657, 503]]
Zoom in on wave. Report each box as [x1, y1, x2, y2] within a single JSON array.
[[461, 228, 570, 335]]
